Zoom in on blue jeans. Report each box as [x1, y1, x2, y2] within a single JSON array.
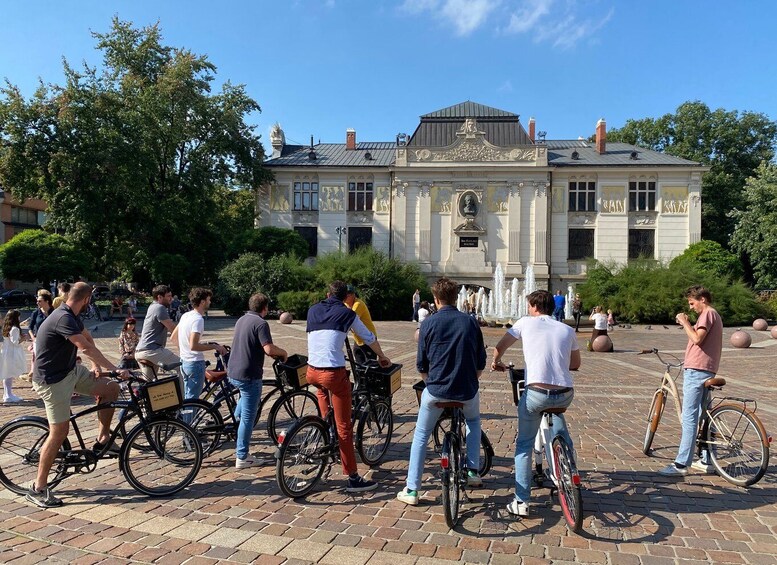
[[676, 368, 712, 467], [182, 360, 206, 401], [406, 388, 480, 492], [229, 378, 262, 460], [552, 307, 564, 321], [514, 388, 574, 503]]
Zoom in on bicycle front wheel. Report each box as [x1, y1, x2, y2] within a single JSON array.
[[174, 400, 224, 457], [552, 435, 583, 533], [707, 404, 769, 487], [356, 398, 394, 467], [267, 389, 320, 446], [121, 419, 203, 496], [643, 390, 666, 455], [276, 418, 329, 498], [440, 433, 460, 529], [0, 418, 72, 495]]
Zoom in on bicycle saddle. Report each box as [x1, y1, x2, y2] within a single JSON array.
[[435, 401, 464, 409], [205, 370, 227, 383], [704, 377, 726, 388], [542, 407, 567, 414]]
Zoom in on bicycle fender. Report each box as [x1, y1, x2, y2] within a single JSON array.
[[481, 432, 495, 458], [0, 415, 50, 430]]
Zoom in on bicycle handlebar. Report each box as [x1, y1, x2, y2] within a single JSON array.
[[639, 347, 683, 368]]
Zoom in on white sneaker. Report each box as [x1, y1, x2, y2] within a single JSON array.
[[3, 394, 23, 404], [396, 488, 419, 506], [506, 499, 529, 517], [658, 464, 688, 476], [235, 456, 258, 469], [691, 460, 715, 474]]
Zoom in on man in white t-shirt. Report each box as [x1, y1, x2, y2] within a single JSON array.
[[491, 289, 581, 518], [173, 288, 227, 401]]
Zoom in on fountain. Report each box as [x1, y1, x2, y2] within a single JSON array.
[[493, 264, 505, 320], [479, 263, 537, 325], [456, 285, 468, 312], [510, 278, 519, 318], [565, 284, 574, 320]]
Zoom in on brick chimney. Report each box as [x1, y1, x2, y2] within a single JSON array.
[[346, 128, 356, 150], [528, 117, 535, 142], [595, 119, 606, 154]]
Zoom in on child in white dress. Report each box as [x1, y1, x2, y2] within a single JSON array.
[[2, 310, 28, 403]]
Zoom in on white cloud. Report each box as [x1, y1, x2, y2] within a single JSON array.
[[505, 1, 614, 49], [506, 0, 553, 34], [497, 80, 514, 93], [400, 0, 499, 37]]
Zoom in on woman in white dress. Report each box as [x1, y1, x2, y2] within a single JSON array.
[[2, 310, 28, 403]]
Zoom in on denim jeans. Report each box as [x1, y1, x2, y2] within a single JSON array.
[[514, 388, 574, 503], [406, 388, 480, 492], [182, 360, 206, 401], [229, 378, 262, 461], [676, 368, 712, 467]]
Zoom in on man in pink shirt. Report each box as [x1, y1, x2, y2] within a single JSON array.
[[659, 285, 723, 476]]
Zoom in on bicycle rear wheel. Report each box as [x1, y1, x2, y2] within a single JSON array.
[[643, 390, 666, 455], [356, 398, 394, 466], [0, 418, 71, 495], [276, 418, 329, 498], [267, 389, 320, 446], [174, 400, 224, 456], [433, 416, 492, 476], [707, 404, 769, 487], [552, 435, 583, 533], [440, 433, 460, 529], [121, 419, 203, 496]]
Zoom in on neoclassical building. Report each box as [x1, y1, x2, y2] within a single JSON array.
[[259, 102, 706, 289]]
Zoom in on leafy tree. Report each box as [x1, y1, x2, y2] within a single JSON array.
[[608, 101, 777, 247], [669, 240, 743, 280], [227, 226, 309, 261], [0, 229, 91, 283], [730, 163, 777, 289], [0, 18, 269, 284]]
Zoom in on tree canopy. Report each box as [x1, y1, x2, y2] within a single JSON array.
[[0, 230, 91, 283], [730, 162, 777, 289], [0, 18, 270, 286], [608, 101, 777, 247]]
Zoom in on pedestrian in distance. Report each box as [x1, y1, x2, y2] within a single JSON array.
[[2, 310, 29, 403], [412, 288, 421, 322]]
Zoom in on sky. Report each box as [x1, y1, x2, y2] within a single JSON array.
[[2, 1, 776, 154]]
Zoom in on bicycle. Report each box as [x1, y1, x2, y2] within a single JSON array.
[[80, 302, 104, 322], [275, 352, 399, 498], [0, 373, 203, 497], [495, 362, 583, 533], [640, 348, 770, 486]]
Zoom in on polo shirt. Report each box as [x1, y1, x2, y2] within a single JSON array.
[[137, 302, 171, 351], [33, 304, 84, 385], [228, 311, 273, 381]]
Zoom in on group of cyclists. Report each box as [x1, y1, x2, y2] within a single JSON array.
[[19, 275, 723, 522]]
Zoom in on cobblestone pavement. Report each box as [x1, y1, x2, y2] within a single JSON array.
[[1, 314, 776, 564]]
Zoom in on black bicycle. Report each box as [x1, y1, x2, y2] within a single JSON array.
[[0, 373, 203, 497], [438, 400, 481, 528]]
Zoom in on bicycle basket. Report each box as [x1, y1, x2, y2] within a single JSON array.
[[277, 354, 309, 389], [363, 363, 403, 398], [509, 367, 525, 406], [140, 376, 183, 415]]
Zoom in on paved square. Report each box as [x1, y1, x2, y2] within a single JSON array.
[[1, 314, 775, 564]]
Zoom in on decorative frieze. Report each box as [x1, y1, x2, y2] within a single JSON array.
[[661, 186, 689, 214], [375, 186, 391, 214], [320, 186, 345, 212], [568, 213, 596, 226], [270, 185, 290, 211], [600, 186, 625, 214]]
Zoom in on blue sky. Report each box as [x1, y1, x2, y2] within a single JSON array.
[[2, 1, 776, 154]]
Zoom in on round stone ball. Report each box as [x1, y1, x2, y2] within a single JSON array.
[[592, 335, 613, 352], [730, 330, 751, 348], [753, 318, 768, 331], [279, 312, 293, 324], [771, 326, 777, 339]]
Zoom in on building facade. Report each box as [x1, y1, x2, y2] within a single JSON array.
[[260, 102, 706, 289]]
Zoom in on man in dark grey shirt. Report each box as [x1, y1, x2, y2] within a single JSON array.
[[135, 285, 179, 381]]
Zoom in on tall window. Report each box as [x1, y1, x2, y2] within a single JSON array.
[[10, 206, 40, 225], [293, 181, 318, 211], [294, 227, 318, 257], [348, 182, 373, 211], [348, 227, 372, 252], [568, 181, 596, 212], [629, 180, 656, 211], [568, 229, 594, 260], [628, 229, 655, 259]]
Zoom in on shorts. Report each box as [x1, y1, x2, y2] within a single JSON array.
[[33, 364, 99, 424]]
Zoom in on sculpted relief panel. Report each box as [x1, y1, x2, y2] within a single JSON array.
[[270, 185, 290, 211], [662, 186, 689, 214], [600, 185, 625, 214], [411, 119, 536, 163], [432, 186, 453, 213], [551, 185, 564, 213], [375, 186, 391, 214], [488, 185, 510, 213], [320, 186, 345, 212]]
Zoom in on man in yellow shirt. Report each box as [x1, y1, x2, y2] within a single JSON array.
[[344, 285, 377, 364]]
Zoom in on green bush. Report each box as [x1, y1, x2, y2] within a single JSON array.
[[578, 259, 762, 325], [669, 240, 743, 280], [277, 290, 325, 319], [228, 227, 309, 261]]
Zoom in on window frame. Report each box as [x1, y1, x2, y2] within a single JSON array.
[[568, 181, 597, 212], [348, 181, 373, 212], [628, 180, 657, 212], [568, 228, 595, 260], [628, 229, 655, 259], [293, 181, 319, 211]]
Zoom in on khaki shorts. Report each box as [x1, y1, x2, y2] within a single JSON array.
[[33, 364, 99, 424]]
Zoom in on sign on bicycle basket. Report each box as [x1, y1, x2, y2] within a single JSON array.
[[277, 354, 309, 389], [364, 363, 403, 397], [141, 376, 183, 414]]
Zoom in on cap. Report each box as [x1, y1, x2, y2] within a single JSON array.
[[346, 285, 357, 295]]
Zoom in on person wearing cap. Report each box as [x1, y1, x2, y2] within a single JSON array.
[[306, 280, 392, 492], [491, 289, 580, 518], [343, 285, 377, 364]]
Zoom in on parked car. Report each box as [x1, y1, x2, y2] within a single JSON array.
[[0, 289, 36, 308]]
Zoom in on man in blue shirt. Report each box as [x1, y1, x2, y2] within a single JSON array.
[[397, 277, 486, 506], [552, 290, 566, 322]]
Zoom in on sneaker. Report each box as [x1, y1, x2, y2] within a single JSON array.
[[3, 394, 23, 403], [658, 464, 688, 476], [235, 456, 259, 469], [93, 441, 121, 456], [691, 460, 715, 474], [25, 484, 63, 508], [506, 499, 529, 517], [396, 488, 419, 506], [346, 474, 378, 493], [467, 470, 483, 488]]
